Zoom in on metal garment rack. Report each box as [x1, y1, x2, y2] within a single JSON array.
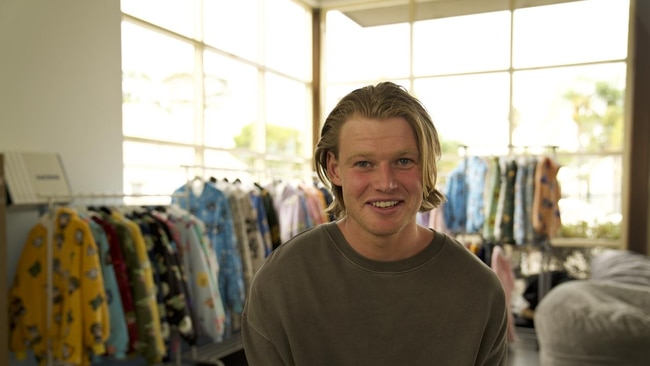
[[507, 145, 559, 304], [38, 192, 185, 366], [453, 144, 560, 304], [180, 164, 317, 185], [479, 145, 560, 304], [21, 189, 240, 366]]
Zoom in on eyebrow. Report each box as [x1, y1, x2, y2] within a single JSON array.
[[343, 151, 370, 165], [343, 149, 419, 165]]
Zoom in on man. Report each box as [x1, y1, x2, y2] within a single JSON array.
[[242, 81, 508, 365]]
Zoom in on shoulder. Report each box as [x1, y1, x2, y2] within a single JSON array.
[[436, 232, 505, 290], [246, 224, 339, 311], [263, 223, 334, 263], [252, 223, 335, 279]]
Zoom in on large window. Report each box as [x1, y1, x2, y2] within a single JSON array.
[[120, 0, 313, 199], [323, 0, 630, 243], [120, 0, 630, 243]]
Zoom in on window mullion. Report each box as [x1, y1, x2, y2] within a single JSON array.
[[194, 0, 205, 167]]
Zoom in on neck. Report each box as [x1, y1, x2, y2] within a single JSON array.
[[337, 219, 433, 261]]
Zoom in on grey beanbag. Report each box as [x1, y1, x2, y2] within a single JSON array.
[[535, 279, 650, 365]]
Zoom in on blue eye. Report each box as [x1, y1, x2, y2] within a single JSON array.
[[398, 158, 412, 165], [355, 161, 370, 168]]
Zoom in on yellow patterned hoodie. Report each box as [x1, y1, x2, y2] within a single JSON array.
[[9, 207, 110, 365]]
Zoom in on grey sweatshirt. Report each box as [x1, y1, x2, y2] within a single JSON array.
[[242, 222, 508, 366]]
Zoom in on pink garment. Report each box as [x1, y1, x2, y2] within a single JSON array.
[[491, 245, 518, 343], [428, 203, 450, 234], [299, 184, 327, 225]]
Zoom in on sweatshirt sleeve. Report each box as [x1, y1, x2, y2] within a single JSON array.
[[480, 278, 509, 366], [241, 307, 286, 366]]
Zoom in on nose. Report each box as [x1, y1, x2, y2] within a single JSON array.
[[374, 163, 398, 191]]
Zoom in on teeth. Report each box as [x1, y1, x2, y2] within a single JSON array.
[[372, 201, 398, 208]]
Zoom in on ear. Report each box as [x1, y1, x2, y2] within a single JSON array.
[[327, 151, 342, 186]]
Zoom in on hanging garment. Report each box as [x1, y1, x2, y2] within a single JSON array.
[[215, 181, 255, 303], [233, 182, 266, 275], [147, 211, 200, 346], [164, 208, 226, 342], [86, 216, 130, 360], [427, 202, 449, 234], [104, 211, 167, 364], [269, 181, 313, 243], [524, 158, 538, 244], [255, 182, 283, 250], [498, 159, 518, 244], [513, 158, 528, 245], [249, 188, 273, 257], [9, 207, 110, 366], [513, 157, 537, 245], [532, 157, 562, 238], [172, 182, 245, 338], [493, 158, 508, 241], [317, 183, 335, 223], [491, 245, 518, 343], [443, 160, 468, 233], [482, 157, 501, 241], [299, 183, 329, 226], [132, 218, 172, 351], [130, 212, 198, 354], [465, 156, 488, 233], [90, 214, 139, 354]]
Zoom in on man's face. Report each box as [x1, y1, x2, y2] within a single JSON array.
[[327, 115, 423, 239]]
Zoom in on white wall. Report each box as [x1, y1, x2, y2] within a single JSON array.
[[0, 0, 123, 194], [0, 2, 122, 365]]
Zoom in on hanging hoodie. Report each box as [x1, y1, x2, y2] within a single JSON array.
[[9, 207, 110, 366]]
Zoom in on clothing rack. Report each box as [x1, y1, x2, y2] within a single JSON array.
[[450, 144, 560, 302], [37, 192, 187, 366], [177, 165, 269, 365], [174, 170, 250, 365], [177, 164, 322, 365], [507, 144, 559, 155], [14, 187, 245, 366]]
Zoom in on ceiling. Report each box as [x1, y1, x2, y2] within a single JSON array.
[[298, 0, 581, 27]]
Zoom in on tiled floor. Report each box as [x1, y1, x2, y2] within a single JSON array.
[[219, 327, 540, 366]]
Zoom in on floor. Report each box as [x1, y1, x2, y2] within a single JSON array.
[[218, 327, 540, 366], [220, 350, 248, 366], [507, 327, 541, 366]]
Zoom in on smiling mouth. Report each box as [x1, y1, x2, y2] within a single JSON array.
[[371, 200, 400, 208]]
